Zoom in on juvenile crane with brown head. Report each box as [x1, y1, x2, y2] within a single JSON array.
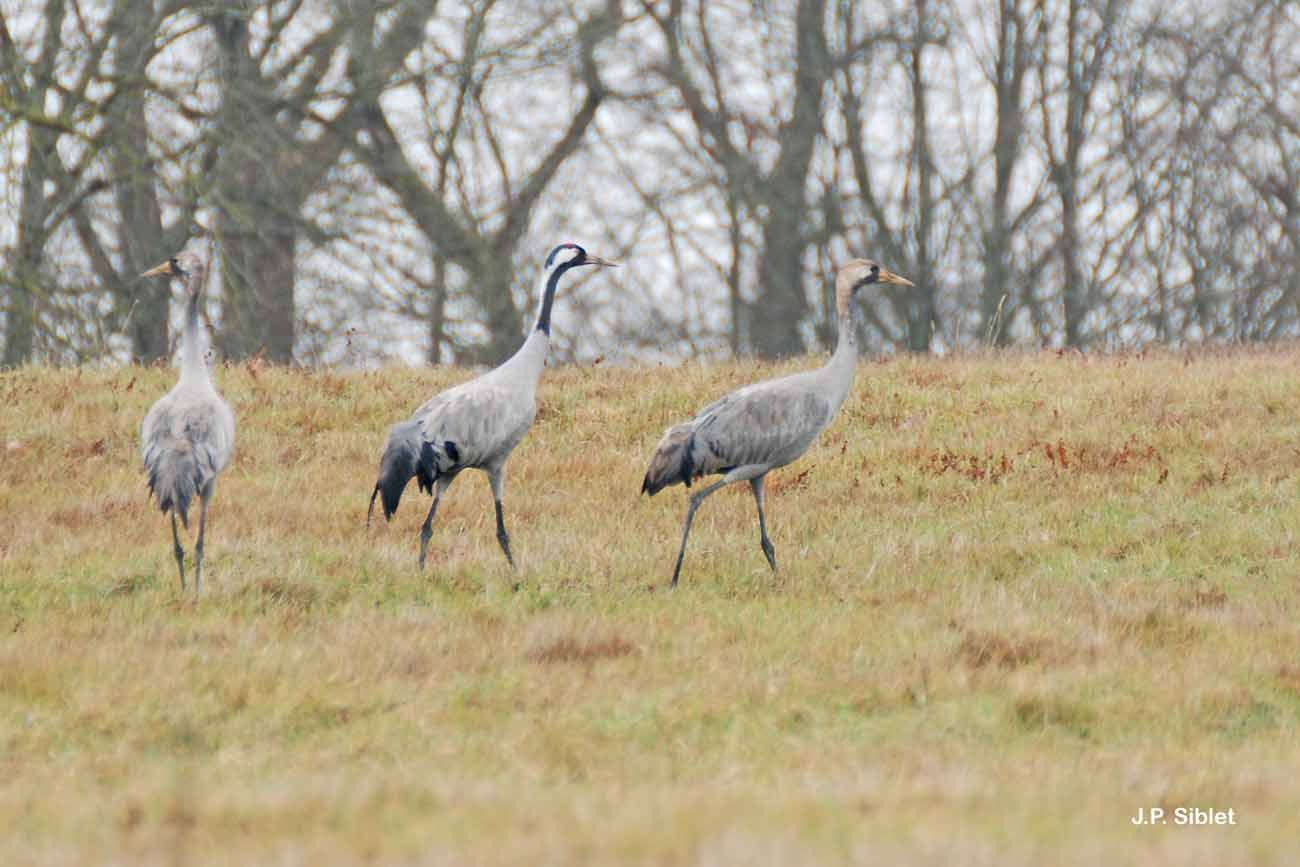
[[139, 251, 236, 591], [642, 259, 914, 587]]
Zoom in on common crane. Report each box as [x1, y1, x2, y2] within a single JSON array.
[[641, 259, 914, 587], [369, 243, 616, 571], [140, 251, 236, 591]]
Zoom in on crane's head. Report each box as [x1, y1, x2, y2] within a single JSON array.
[[835, 258, 914, 318], [544, 243, 617, 272], [141, 251, 206, 296]]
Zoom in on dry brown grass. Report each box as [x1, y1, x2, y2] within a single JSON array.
[[2, 346, 1300, 864]]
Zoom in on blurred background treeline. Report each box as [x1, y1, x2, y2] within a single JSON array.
[[0, 0, 1295, 367]]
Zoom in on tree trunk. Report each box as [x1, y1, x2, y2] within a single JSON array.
[[750, 208, 812, 357], [1059, 177, 1085, 346], [463, 250, 525, 366], [907, 0, 937, 353], [216, 234, 297, 362], [1059, 0, 1086, 348], [108, 3, 172, 362], [980, 0, 1031, 346], [3, 122, 58, 366], [746, 0, 828, 358], [209, 6, 297, 362]]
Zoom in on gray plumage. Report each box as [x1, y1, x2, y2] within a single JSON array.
[[642, 259, 914, 587], [140, 251, 235, 591], [369, 243, 615, 571]]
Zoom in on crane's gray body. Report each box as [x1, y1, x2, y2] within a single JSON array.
[[414, 334, 545, 477], [373, 331, 546, 524], [141, 380, 235, 520], [140, 253, 234, 590], [642, 336, 856, 497], [641, 256, 912, 587], [370, 243, 614, 571]]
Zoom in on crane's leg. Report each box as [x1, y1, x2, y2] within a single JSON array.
[[669, 479, 729, 588], [367, 483, 381, 529], [170, 512, 186, 591], [417, 478, 451, 572], [487, 467, 515, 570], [749, 475, 777, 572], [194, 493, 210, 593]]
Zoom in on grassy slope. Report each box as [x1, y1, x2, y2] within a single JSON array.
[[2, 349, 1299, 865]]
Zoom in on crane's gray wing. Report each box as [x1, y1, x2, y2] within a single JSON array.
[[643, 376, 835, 495], [371, 377, 533, 521], [419, 383, 536, 472], [141, 391, 235, 519], [689, 380, 834, 474]]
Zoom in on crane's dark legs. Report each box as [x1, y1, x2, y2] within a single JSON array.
[[670, 478, 729, 588], [170, 512, 186, 591], [367, 483, 381, 528], [488, 468, 515, 569], [194, 494, 210, 592], [494, 501, 515, 569], [750, 476, 777, 572], [417, 484, 446, 572]]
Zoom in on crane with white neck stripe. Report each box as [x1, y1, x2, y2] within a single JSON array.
[[641, 259, 914, 587], [369, 243, 616, 570], [139, 251, 236, 591]]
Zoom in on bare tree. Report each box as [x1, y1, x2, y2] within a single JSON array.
[[1036, 0, 1127, 347], [969, 0, 1050, 345], [195, 1, 440, 362], [820, 0, 963, 353], [641, 0, 840, 358], [0, 0, 197, 365], [1, 1, 73, 365], [4, 0, 1299, 366], [329, 0, 623, 365]]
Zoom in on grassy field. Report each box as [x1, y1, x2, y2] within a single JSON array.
[[2, 348, 1299, 864]]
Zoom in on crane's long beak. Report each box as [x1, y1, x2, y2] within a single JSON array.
[[140, 261, 172, 278], [585, 255, 618, 268], [879, 267, 914, 288]]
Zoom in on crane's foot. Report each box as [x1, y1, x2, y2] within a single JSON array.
[[493, 500, 515, 570], [173, 544, 187, 591], [171, 512, 187, 590], [496, 532, 515, 570], [761, 537, 777, 573]]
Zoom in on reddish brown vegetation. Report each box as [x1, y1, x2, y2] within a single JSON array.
[[957, 630, 1053, 670], [49, 493, 135, 530], [1183, 586, 1229, 609], [1041, 434, 1164, 474], [239, 578, 320, 611], [1277, 666, 1300, 697], [915, 434, 1167, 484], [1112, 606, 1200, 647], [767, 467, 812, 495], [923, 449, 1016, 483], [528, 635, 636, 665]]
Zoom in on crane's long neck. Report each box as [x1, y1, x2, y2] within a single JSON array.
[[499, 263, 572, 388], [532, 262, 571, 336], [821, 311, 861, 410], [178, 277, 211, 390]]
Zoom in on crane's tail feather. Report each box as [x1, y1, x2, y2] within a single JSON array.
[[373, 419, 441, 521], [146, 442, 202, 528], [641, 423, 697, 496]]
